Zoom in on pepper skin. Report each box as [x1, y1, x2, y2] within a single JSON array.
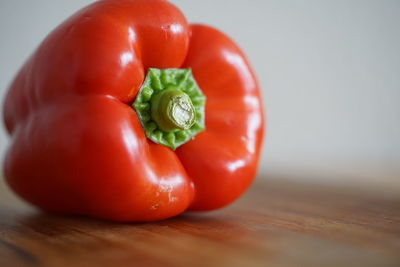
[[3, 0, 264, 222]]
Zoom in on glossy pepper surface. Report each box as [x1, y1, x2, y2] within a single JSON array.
[[3, 0, 264, 222]]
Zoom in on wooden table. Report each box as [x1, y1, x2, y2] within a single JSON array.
[[1, 176, 399, 267]]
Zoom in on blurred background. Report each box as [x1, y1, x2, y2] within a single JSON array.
[[0, 0, 399, 191]]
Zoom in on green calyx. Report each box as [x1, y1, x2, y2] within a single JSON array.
[[133, 68, 206, 150]]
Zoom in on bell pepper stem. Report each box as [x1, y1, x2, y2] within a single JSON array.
[[151, 88, 196, 132], [133, 68, 205, 150]]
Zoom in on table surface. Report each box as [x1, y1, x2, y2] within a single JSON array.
[[0, 177, 399, 267]]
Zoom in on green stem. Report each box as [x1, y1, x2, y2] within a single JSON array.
[[151, 88, 196, 132], [133, 68, 205, 150]]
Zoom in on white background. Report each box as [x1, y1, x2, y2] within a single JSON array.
[[0, 0, 399, 186]]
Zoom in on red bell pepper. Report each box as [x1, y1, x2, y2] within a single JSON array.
[[3, 0, 264, 222]]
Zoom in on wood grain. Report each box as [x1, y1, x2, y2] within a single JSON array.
[[0, 176, 399, 267]]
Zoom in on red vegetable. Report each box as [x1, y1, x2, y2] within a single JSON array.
[[3, 0, 264, 221]]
